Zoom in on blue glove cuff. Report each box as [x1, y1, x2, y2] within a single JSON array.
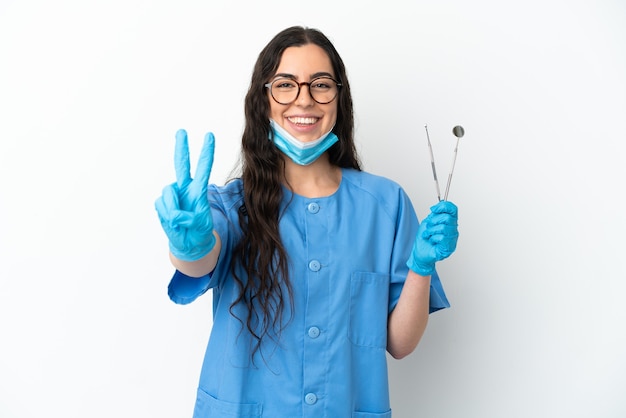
[[406, 255, 435, 277], [169, 234, 216, 262]]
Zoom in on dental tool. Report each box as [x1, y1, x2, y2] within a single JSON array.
[[424, 124, 442, 202], [444, 125, 464, 200], [424, 124, 465, 201]]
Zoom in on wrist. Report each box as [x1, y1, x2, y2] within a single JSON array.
[[169, 235, 216, 262], [406, 255, 435, 277]]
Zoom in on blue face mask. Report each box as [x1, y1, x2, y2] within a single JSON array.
[[269, 119, 339, 166]]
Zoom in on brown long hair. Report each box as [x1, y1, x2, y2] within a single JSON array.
[[230, 26, 361, 360]]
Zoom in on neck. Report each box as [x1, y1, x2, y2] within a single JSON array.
[[282, 154, 342, 198]]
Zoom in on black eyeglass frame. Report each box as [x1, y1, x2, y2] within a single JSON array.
[[264, 76, 342, 105]]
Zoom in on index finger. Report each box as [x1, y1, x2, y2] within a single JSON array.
[[194, 132, 215, 186], [174, 129, 191, 188], [430, 200, 458, 216]]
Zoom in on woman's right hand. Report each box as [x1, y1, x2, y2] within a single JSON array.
[[155, 129, 217, 261]]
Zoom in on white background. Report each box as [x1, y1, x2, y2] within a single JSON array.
[[1, 1, 625, 417]]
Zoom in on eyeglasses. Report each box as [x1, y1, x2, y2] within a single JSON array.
[[265, 76, 342, 105]]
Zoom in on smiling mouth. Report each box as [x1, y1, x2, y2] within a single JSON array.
[[287, 116, 319, 125]]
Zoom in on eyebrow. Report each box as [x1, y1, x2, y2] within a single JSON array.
[[273, 71, 336, 80]]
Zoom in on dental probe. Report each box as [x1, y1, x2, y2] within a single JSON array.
[[424, 124, 442, 201]]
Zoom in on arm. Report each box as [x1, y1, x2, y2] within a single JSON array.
[[387, 200, 459, 359], [387, 271, 431, 359]]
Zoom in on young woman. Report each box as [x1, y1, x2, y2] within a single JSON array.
[[155, 25, 459, 418]]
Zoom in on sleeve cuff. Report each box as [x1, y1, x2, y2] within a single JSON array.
[[167, 270, 213, 305], [428, 270, 451, 313]]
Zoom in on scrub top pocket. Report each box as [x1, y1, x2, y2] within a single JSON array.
[[194, 388, 262, 417], [348, 272, 390, 348]]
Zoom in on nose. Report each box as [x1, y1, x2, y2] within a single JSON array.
[[295, 82, 314, 106]]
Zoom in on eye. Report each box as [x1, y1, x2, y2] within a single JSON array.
[[310, 78, 333, 90], [273, 78, 297, 90]]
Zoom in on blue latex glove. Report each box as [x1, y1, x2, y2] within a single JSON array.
[[155, 129, 216, 261], [406, 200, 459, 276]]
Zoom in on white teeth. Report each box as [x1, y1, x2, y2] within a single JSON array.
[[288, 117, 318, 125]]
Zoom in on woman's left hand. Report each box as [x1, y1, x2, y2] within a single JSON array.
[[406, 200, 459, 276]]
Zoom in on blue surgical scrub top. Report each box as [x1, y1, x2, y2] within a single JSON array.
[[168, 168, 449, 418]]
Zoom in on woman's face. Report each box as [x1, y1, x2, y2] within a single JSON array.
[[268, 44, 338, 143]]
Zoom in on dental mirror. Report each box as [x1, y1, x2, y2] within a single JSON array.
[[424, 124, 465, 201]]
